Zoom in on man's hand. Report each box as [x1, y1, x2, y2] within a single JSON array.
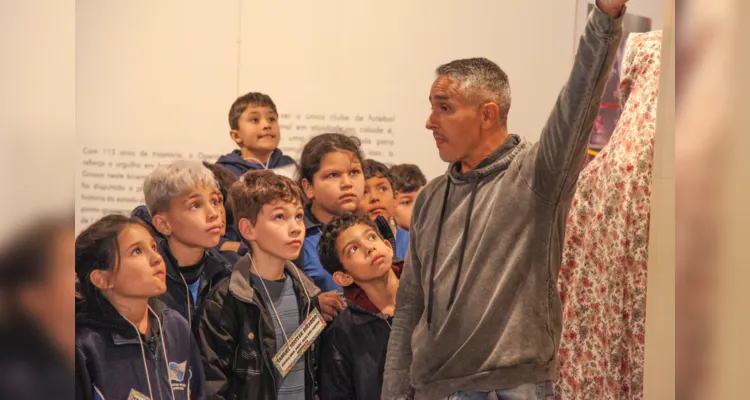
[[596, 0, 628, 18], [317, 291, 347, 322]]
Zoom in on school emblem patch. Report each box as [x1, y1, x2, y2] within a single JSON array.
[[126, 388, 150, 400], [168, 361, 187, 382]]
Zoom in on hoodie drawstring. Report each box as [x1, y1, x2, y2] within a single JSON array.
[[243, 157, 269, 170], [123, 317, 155, 400], [447, 181, 479, 309], [151, 306, 178, 400], [119, 305, 177, 400], [426, 180, 451, 330], [426, 179, 479, 330], [177, 272, 192, 328]]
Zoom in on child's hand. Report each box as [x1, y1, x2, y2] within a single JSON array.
[[317, 291, 347, 321]]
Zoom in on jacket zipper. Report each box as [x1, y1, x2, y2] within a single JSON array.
[[178, 273, 192, 327], [242, 268, 315, 400], [256, 304, 278, 400]]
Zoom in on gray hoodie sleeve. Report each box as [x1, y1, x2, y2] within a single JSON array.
[[521, 5, 625, 202], [381, 197, 426, 399]]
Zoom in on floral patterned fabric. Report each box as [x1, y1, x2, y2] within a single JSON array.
[[555, 31, 662, 400]]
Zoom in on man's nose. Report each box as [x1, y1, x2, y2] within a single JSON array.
[[426, 113, 438, 130]]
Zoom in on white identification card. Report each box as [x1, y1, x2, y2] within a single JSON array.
[[272, 308, 326, 377]]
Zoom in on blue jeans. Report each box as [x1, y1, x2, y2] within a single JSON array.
[[446, 381, 555, 400]]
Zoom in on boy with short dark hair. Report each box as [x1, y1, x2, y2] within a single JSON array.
[[216, 92, 296, 177], [359, 159, 409, 259], [317, 212, 401, 400], [197, 170, 345, 400], [388, 163, 427, 232], [139, 160, 232, 326]]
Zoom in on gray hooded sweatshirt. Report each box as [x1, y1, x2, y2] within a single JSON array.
[[382, 6, 624, 400]]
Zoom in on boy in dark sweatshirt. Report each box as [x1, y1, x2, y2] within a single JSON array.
[[216, 92, 295, 177], [317, 213, 400, 400], [139, 160, 232, 327]]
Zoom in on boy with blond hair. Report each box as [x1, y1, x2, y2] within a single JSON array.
[[137, 160, 231, 325]]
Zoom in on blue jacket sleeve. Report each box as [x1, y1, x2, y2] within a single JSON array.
[[301, 235, 341, 292]]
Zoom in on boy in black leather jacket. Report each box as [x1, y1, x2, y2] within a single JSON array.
[[197, 170, 344, 400]]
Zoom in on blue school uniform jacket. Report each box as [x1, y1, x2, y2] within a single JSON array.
[[395, 227, 409, 260], [215, 149, 295, 179], [75, 299, 206, 400]]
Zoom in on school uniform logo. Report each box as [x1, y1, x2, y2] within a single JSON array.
[[169, 360, 189, 392], [168, 361, 186, 382], [127, 388, 150, 400]]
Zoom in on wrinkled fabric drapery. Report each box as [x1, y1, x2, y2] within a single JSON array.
[[555, 30, 662, 400]]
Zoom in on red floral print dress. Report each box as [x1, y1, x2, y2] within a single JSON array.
[[555, 31, 663, 400]]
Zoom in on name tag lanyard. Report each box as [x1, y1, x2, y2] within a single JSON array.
[[250, 256, 312, 344]]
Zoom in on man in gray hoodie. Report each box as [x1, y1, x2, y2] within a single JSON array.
[[382, 1, 628, 399]]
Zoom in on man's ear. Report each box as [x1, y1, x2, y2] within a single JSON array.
[[89, 269, 114, 291], [332, 270, 354, 287], [238, 218, 256, 242], [301, 178, 315, 201], [481, 102, 500, 128], [151, 213, 172, 237], [230, 130, 243, 146]]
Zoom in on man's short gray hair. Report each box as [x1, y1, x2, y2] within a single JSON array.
[[436, 57, 512, 123], [143, 160, 218, 214]]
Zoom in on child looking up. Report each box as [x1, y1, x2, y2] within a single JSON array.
[[142, 160, 232, 326], [197, 170, 343, 400], [317, 212, 401, 400], [75, 214, 205, 400]]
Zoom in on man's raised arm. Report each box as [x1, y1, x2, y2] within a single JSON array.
[[522, 1, 626, 201]]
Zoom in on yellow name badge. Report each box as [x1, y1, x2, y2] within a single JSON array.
[[272, 308, 327, 377]]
